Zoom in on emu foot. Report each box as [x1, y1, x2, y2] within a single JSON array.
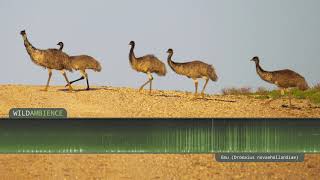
[[281, 104, 290, 108], [281, 104, 301, 110], [67, 85, 74, 91], [65, 83, 74, 91], [201, 92, 205, 98], [86, 87, 90, 91], [191, 94, 199, 100], [41, 88, 48, 92]]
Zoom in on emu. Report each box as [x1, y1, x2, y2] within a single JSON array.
[[166, 48, 218, 97], [56, 42, 102, 90], [20, 30, 73, 91], [129, 41, 166, 93], [251, 56, 309, 107]]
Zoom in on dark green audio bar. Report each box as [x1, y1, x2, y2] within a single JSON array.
[[0, 118, 319, 153]]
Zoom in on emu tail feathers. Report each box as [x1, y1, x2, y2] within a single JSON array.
[[94, 61, 102, 72], [298, 79, 309, 91], [208, 65, 218, 81], [156, 62, 167, 76]]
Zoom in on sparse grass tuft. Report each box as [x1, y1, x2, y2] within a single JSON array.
[[313, 83, 320, 90], [255, 87, 269, 95], [221, 87, 252, 95]]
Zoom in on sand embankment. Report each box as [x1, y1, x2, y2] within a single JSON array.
[[0, 85, 319, 118], [0, 85, 319, 179]]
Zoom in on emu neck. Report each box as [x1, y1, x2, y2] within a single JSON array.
[[22, 35, 37, 58], [255, 62, 265, 74], [59, 44, 63, 51], [255, 62, 273, 82], [129, 45, 137, 65], [167, 53, 177, 71], [23, 36, 36, 55]]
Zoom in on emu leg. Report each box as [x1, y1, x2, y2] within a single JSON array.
[[66, 76, 85, 87], [275, 88, 285, 106], [139, 80, 151, 91], [148, 73, 153, 94], [288, 89, 292, 108], [139, 72, 153, 92], [201, 78, 209, 98], [43, 69, 52, 91], [61, 70, 73, 91], [80, 70, 90, 90], [149, 79, 153, 94], [280, 88, 293, 108], [86, 77, 90, 90], [193, 79, 198, 97], [280, 88, 285, 96]]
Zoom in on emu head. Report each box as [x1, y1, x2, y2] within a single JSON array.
[[57, 42, 63, 46], [250, 56, 260, 64], [20, 30, 26, 36], [57, 42, 64, 50], [167, 48, 173, 54], [129, 41, 135, 46]]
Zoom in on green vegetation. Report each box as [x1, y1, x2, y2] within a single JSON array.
[[290, 87, 320, 105], [221, 83, 320, 105]]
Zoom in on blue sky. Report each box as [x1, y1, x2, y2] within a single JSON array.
[[1, 0, 319, 93]]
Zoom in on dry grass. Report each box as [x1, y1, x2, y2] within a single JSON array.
[[221, 87, 252, 95], [255, 87, 269, 95], [313, 83, 320, 90]]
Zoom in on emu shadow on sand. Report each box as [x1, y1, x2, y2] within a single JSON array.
[[251, 56, 309, 108], [129, 41, 167, 94], [20, 30, 73, 91]]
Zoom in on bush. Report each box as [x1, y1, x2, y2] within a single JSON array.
[[220, 84, 320, 105]]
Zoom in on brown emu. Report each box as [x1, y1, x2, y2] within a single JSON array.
[[129, 41, 166, 93], [20, 30, 73, 91], [57, 42, 102, 90], [166, 48, 218, 97], [251, 56, 309, 107]]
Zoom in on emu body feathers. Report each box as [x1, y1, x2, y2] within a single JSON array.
[[20, 30, 73, 91], [167, 48, 218, 97], [129, 41, 166, 93]]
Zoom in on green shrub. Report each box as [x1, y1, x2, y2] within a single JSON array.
[[220, 83, 320, 105]]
